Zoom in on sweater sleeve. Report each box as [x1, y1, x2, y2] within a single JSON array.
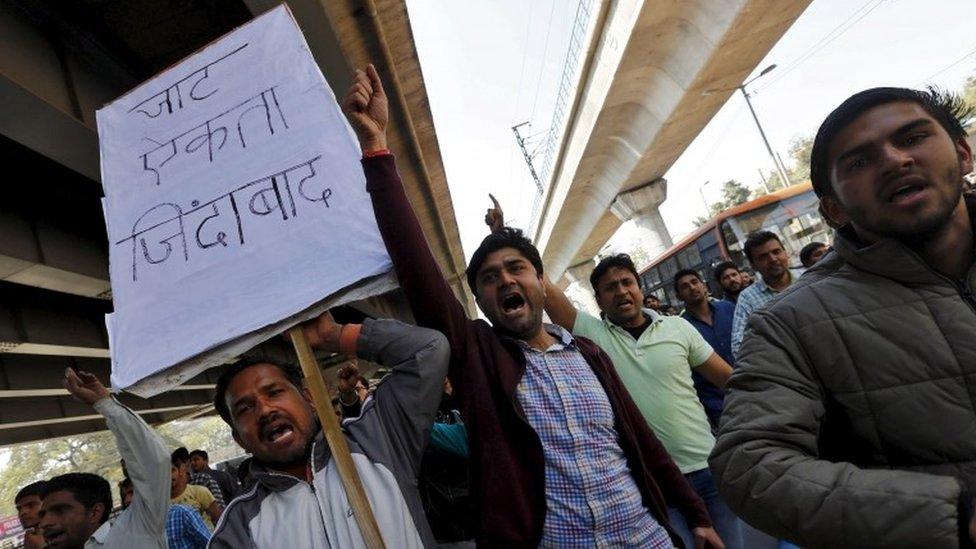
[[362, 155, 472, 382], [93, 397, 171, 539]]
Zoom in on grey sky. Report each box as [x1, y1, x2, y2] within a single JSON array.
[[409, 0, 976, 258]]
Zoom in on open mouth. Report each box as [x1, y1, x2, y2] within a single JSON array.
[[261, 421, 296, 447], [44, 530, 67, 546], [887, 181, 928, 205], [501, 292, 526, 315], [616, 299, 634, 311]]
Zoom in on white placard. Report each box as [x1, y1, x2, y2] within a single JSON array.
[[97, 5, 394, 396]]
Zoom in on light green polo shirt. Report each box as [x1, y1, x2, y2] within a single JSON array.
[[574, 309, 716, 473]]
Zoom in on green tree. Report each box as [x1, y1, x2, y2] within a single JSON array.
[[755, 134, 814, 196], [693, 180, 751, 227], [963, 74, 976, 112], [0, 416, 241, 516]]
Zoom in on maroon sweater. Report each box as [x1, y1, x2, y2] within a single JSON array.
[[364, 154, 709, 547]]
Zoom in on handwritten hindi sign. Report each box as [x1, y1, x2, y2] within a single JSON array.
[[98, 5, 395, 397]]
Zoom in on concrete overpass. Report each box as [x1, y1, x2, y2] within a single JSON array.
[[535, 0, 813, 285], [0, 0, 472, 446]]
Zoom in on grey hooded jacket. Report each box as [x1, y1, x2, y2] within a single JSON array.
[[208, 318, 449, 548], [710, 198, 976, 548]]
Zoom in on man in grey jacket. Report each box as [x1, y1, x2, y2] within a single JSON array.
[[39, 369, 171, 549], [208, 312, 448, 548], [710, 86, 976, 548]]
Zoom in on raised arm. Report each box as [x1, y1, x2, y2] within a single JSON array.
[[63, 369, 170, 537], [342, 64, 470, 363]]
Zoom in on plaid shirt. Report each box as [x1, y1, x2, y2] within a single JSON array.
[[189, 472, 225, 508], [513, 324, 672, 548], [731, 270, 802, 358], [166, 504, 211, 549]]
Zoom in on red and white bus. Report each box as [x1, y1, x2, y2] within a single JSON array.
[[639, 182, 830, 306]]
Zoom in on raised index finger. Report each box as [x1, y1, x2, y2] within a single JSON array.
[[489, 193, 501, 210], [365, 64, 385, 97]]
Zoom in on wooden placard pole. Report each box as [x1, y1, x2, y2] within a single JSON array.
[[288, 326, 386, 549]]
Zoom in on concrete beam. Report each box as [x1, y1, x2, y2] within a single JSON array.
[[536, 0, 812, 281], [0, 404, 204, 431]]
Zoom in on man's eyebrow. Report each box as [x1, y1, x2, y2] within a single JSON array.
[[835, 118, 934, 165]]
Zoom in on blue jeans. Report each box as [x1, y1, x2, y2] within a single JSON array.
[[667, 468, 743, 549]]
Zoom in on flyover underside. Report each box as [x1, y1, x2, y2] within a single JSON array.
[[0, 0, 468, 445], [537, 0, 812, 280]]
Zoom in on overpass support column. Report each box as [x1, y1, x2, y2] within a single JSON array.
[[610, 178, 673, 262]]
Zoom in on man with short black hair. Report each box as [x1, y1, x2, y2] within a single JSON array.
[[171, 447, 224, 509], [347, 63, 718, 547], [169, 451, 221, 529], [544, 254, 738, 549], [730, 231, 797, 357], [711, 87, 976, 547], [675, 269, 736, 429], [208, 311, 449, 548], [712, 262, 743, 304], [119, 478, 210, 549], [188, 450, 239, 504], [39, 369, 170, 549], [16, 481, 48, 549], [799, 241, 830, 268], [644, 293, 663, 311]]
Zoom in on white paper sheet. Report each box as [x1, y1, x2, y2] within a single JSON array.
[[97, 5, 394, 396]]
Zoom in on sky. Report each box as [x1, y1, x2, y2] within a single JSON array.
[[407, 0, 976, 259]]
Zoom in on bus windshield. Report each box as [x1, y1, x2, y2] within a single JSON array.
[[720, 189, 830, 268]]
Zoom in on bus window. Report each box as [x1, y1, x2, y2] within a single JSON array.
[[720, 189, 829, 268]]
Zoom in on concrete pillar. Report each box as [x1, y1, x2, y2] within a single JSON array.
[[562, 260, 601, 317], [609, 178, 673, 261]]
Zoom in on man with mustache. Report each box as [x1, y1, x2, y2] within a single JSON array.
[[540, 254, 738, 549], [712, 262, 744, 304], [710, 87, 976, 547], [729, 230, 800, 359], [208, 312, 449, 548], [14, 481, 48, 549], [38, 369, 171, 549], [345, 63, 720, 548]]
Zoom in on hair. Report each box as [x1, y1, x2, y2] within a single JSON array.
[[644, 294, 660, 303], [118, 477, 132, 489], [590, 254, 640, 294], [810, 86, 974, 198], [43, 473, 112, 525], [15, 481, 48, 503], [171, 447, 190, 468], [213, 356, 304, 425], [743, 231, 782, 262], [466, 227, 544, 295], [713, 261, 739, 283], [799, 241, 828, 266], [189, 449, 208, 461], [673, 268, 702, 292]]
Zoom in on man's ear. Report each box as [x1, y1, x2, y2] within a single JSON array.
[[89, 502, 106, 526], [819, 196, 849, 229], [956, 135, 973, 176], [231, 428, 243, 448]]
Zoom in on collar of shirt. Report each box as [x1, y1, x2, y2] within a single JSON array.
[[602, 307, 661, 333], [757, 268, 804, 294], [89, 520, 112, 545], [508, 323, 575, 352]]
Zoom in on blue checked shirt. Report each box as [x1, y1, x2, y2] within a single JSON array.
[[512, 324, 673, 548], [731, 270, 803, 358], [166, 504, 211, 549]]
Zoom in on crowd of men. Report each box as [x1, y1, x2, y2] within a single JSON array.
[[10, 64, 976, 548]]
